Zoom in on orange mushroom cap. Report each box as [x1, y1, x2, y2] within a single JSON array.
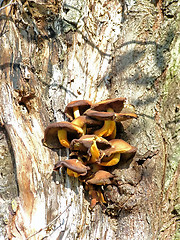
[[70, 135, 112, 163], [88, 185, 106, 209]]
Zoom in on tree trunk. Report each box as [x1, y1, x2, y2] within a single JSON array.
[[0, 0, 179, 239]]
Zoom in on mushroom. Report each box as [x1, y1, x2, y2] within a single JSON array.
[[88, 184, 106, 209], [72, 115, 102, 135], [99, 139, 136, 166], [85, 98, 126, 137], [65, 100, 92, 121], [86, 170, 114, 185], [111, 106, 137, 139], [91, 98, 126, 112], [115, 112, 137, 122], [43, 121, 83, 149], [78, 162, 105, 183], [70, 135, 111, 163], [88, 185, 99, 209], [84, 109, 115, 137], [54, 159, 90, 178], [117, 103, 138, 129]]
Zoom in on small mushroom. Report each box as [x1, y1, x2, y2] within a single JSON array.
[[86, 170, 114, 185], [54, 159, 90, 178], [117, 103, 137, 129], [65, 100, 92, 121], [88, 185, 99, 209], [43, 121, 83, 149], [70, 135, 111, 163], [101, 139, 136, 165], [84, 109, 115, 137], [85, 98, 126, 137], [88, 184, 106, 209], [115, 112, 137, 122]]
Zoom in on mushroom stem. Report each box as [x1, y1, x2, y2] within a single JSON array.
[[67, 168, 80, 178], [94, 108, 115, 137], [99, 152, 121, 166], [94, 119, 112, 136], [97, 189, 106, 204], [104, 120, 116, 137], [73, 106, 80, 118], [82, 125, 86, 135], [90, 141, 100, 163], [72, 117, 86, 135], [88, 185, 98, 209], [107, 124, 116, 139], [57, 129, 70, 148], [89, 187, 106, 209]]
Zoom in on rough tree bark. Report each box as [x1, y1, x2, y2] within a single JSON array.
[[0, 0, 179, 239]]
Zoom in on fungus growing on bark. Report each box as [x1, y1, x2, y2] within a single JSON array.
[[54, 159, 90, 178], [44, 97, 137, 209], [65, 100, 92, 121], [98, 139, 136, 166], [43, 121, 83, 148]]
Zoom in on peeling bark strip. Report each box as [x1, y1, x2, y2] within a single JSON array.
[[0, 0, 179, 240]]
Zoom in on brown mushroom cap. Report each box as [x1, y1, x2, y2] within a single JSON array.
[[84, 109, 114, 121], [65, 100, 92, 121], [104, 139, 137, 161], [43, 121, 83, 149], [91, 98, 126, 113], [118, 103, 137, 129], [54, 159, 90, 176], [86, 170, 114, 185], [104, 139, 135, 156], [70, 135, 111, 153], [115, 112, 137, 122]]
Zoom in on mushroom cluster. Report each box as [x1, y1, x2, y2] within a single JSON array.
[[43, 98, 137, 208]]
